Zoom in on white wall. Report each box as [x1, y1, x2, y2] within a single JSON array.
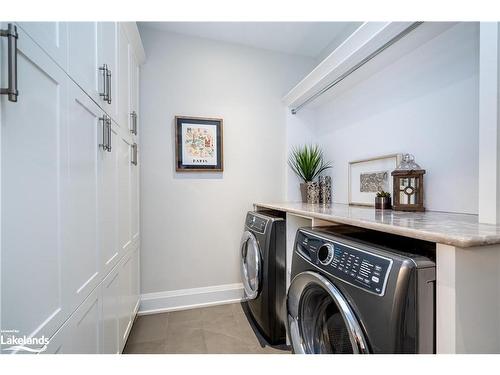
[[291, 23, 479, 214], [285, 108, 318, 201], [139, 27, 314, 296]]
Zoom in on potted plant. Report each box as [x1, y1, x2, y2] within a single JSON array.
[[288, 145, 332, 203], [375, 190, 392, 210]]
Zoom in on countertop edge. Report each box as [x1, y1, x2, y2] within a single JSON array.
[[254, 202, 497, 248]]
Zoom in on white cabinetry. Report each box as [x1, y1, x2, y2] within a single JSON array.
[[101, 263, 121, 354], [118, 250, 134, 351], [131, 143, 140, 242], [1, 21, 143, 354], [1, 25, 70, 343], [16, 22, 68, 69], [67, 22, 99, 101], [129, 45, 139, 135], [65, 287, 102, 354], [100, 122, 120, 276], [129, 49, 140, 243], [67, 22, 118, 112], [99, 22, 118, 120], [132, 248, 140, 310], [43, 287, 102, 354], [118, 132, 133, 256], [117, 26, 130, 129], [63, 83, 102, 312]]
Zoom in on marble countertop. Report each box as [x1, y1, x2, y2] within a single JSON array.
[[254, 202, 500, 248]]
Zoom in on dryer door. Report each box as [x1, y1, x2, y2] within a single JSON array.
[[287, 271, 369, 354], [240, 230, 262, 300]]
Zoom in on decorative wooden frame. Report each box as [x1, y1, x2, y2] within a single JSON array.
[[391, 169, 426, 212], [348, 153, 402, 206], [175, 116, 224, 172]]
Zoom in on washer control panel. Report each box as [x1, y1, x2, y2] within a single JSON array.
[[245, 214, 268, 233], [296, 230, 392, 296]]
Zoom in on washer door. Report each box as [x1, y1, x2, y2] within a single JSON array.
[[240, 230, 261, 300], [287, 271, 369, 354]]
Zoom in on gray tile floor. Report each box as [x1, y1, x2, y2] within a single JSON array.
[[123, 303, 291, 354]]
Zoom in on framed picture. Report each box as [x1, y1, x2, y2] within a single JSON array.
[[175, 116, 224, 172], [348, 154, 402, 206]]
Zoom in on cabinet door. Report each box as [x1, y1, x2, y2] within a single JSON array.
[[129, 47, 139, 134], [129, 48, 140, 243], [1, 25, 69, 342], [117, 26, 130, 129], [100, 122, 119, 276], [131, 142, 140, 243], [101, 265, 120, 354], [62, 83, 101, 311], [98, 22, 118, 120], [43, 287, 101, 355], [43, 322, 69, 354], [66, 287, 102, 354], [117, 251, 134, 352], [117, 131, 132, 254], [16, 22, 68, 69], [67, 22, 99, 101], [131, 248, 140, 312]]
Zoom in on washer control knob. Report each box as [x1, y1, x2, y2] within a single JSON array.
[[318, 243, 334, 265]]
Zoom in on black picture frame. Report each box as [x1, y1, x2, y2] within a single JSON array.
[[175, 116, 224, 172]]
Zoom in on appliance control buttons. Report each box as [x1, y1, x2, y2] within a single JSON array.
[[302, 235, 390, 296]]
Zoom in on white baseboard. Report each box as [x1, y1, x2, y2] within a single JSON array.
[[138, 283, 244, 315]]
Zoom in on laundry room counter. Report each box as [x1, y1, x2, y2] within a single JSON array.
[[254, 201, 500, 354], [253, 202, 500, 248]]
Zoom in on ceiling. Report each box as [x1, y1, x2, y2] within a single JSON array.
[[138, 22, 362, 60]]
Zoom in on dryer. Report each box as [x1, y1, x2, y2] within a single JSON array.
[[240, 211, 286, 345], [288, 225, 435, 354]]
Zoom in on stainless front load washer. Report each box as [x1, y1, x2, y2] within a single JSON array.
[[288, 225, 436, 354], [240, 211, 286, 345]]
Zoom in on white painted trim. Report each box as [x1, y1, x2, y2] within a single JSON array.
[[121, 22, 146, 64], [436, 243, 456, 354], [138, 283, 244, 315], [478, 22, 500, 224]]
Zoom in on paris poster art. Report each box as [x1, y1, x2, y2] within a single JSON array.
[[175, 116, 224, 172]]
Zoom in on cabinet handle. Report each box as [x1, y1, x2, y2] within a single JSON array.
[[99, 115, 108, 151], [135, 112, 138, 135], [106, 68, 112, 104], [106, 117, 112, 152], [0, 23, 19, 102], [99, 64, 108, 102], [131, 143, 138, 165], [130, 111, 137, 135]]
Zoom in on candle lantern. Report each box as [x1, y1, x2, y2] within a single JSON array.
[[391, 154, 425, 212]]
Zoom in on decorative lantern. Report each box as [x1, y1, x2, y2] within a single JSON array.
[[391, 154, 425, 212]]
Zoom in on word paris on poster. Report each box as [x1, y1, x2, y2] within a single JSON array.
[[175, 116, 224, 172]]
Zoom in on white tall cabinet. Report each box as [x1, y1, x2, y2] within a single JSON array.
[[0, 22, 144, 354]]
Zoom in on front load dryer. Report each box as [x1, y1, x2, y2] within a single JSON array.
[[240, 211, 286, 345], [288, 225, 436, 354]]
